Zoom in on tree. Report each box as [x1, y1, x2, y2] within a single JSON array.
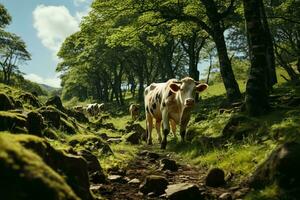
[[243, 0, 277, 116], [0, 31, 31, 85], [0, 4, 11, 28]]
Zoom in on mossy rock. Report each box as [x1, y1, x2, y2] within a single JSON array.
[[18, 93, 41, 108], [27, 111, 44, 136], [7, 133, 94, 200], [0, 111, 27, 132], [222, 114, 260, 140], [39, 106, 61, 129], [65, 109, 88, 123], [0, 93, 15, 111], [46, 95, 64, 111], [60, 118, 76, 135], [68, 135, 113, 156], [0, 133, 80, 200], [43, 128, 59, 140]]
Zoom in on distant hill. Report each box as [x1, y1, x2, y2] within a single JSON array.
[[39, 83, 59, 92]]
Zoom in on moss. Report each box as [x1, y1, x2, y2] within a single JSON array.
[[60, 118, 76, 134], [0, 111, 27, 132], [0, 132, 79, 200]]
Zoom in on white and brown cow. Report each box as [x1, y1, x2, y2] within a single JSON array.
[[129, 103, 140, 121], [144, 77, 208, 149], [86, 103, 104, 116]]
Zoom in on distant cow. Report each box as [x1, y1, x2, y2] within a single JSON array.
[[129, 103, 140, 121], [144, 77, 208, 149], [86, 103, 104, 116]]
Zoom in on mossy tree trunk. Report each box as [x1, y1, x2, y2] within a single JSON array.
[[243, 0, 277, 116]]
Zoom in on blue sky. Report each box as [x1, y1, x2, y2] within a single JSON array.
[[1, 0, 92, 87]]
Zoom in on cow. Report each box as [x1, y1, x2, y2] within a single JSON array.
[[144, 77, 208, 149], [86, 103, 104, 116], [129, 103, 140, 121]]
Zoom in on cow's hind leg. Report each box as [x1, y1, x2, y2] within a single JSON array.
[[161, 110, 170, 149], [146, 114, 153, 145], [170, 119, 177, 139], [155, 120, 162, 143]]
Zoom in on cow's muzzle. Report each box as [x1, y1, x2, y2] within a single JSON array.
[[185, 98, 195, 107]]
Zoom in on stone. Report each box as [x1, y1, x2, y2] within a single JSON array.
[[124, 131, 142, 144], [249, 142, 300, 199], [128, 178, 140, 184], [160, 158, 178, 171], [139, 175, 168, 196], [0, 111, 26, 131], [19, 93, 41, 108], [0, 134, 79, 200], [46, 95, 64, 111], [78, 150, 104, 175], [205, 168, 225, 187], [125, 123, 147, 141], [219, 192, 232, 200], [43, 128, 58, 140], [0, 93, 14, 110], [165, 183, 203, 200], [39, 106, 61, 129], [99, 133, 109, 140], [26, 111, 44, 136], [147, 152, 160, 160], [107, 175, 127, 183]]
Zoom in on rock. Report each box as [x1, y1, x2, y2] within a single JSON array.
[[60, 118, 76, 134], [124, 131, 142, 144], [205, 168, 225, 187], [107, 137, 123, 144], [128, 178, 140, 184], [125, 123, 147, 141], [222, 114, 260, 140], [0, 111, 27, 132], [99, 133, 108, 140], [107, 175, 127, 183], [46, 95, 64, 111], [19, 93, 41, 108], [14, 100, 23, 109], [165, 183, 203, 200], [249, 142, 300, 198], [0, 133, 81, 200], [66, 109, 88, 123], [219, 192, 232, 200], [39, 106, 61, 129], [90, 171, 106, 184], [68, 135, 113, 156], [139, 175, 168, 196], [147, 152, 160, 160], [26, 111, 44, 136], [0, 93, 14, 110], [160, 158, 178, 171], [43, 128, 59, 139]]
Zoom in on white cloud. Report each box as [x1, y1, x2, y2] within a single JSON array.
[[33, 5, 80, 54], [24, 73, 61, 88]]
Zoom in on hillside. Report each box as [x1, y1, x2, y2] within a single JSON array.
[[1, 77, 300, 199]]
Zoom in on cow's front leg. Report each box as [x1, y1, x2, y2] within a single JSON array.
[[161, 110, 170, 149], [146, 114, 153, 145], [155, 120, 162, 143], [180, 118, 190, 142]]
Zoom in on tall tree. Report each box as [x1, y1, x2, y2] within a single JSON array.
[[243, 0, 276, 116]]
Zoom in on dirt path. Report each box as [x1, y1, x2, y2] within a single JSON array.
[[90, 144, 248, 200]]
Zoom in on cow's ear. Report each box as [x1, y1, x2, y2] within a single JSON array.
[[196, 83, 208, 93], [169, 83, 181, 93]]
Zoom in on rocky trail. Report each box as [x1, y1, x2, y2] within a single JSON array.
[[90, 145, 249, 200]]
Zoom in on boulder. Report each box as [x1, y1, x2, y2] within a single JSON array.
[[11, 134, 94, 200], [222, 115, 260, 140], [139, 175, 168, 196], [160, 158, 178, 171], [165, 183, 203, 200], [27, 111, 44, 136], [0, 111, 26, 132], [60, 118, 76, 134], [0, 93, 14, 110], [205, 168, 225, 187], [46, 95, 64, 111], [249, 142, 300, 198], [0, 133, 80, 200], [39, 107, 61, 129], [125, 123, 147, 141], [124, 131, 142, 144], [43, 128, 59, 140], [66, 109, 88, 123], [68, 135, 113, 156], [19, 93, 41, 108]]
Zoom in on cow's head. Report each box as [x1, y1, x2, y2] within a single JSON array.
[[169, 77, 208, 107]]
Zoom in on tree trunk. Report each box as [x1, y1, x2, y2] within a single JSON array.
[[243, 0, 272, 116], [213, 28, 241, 102]]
